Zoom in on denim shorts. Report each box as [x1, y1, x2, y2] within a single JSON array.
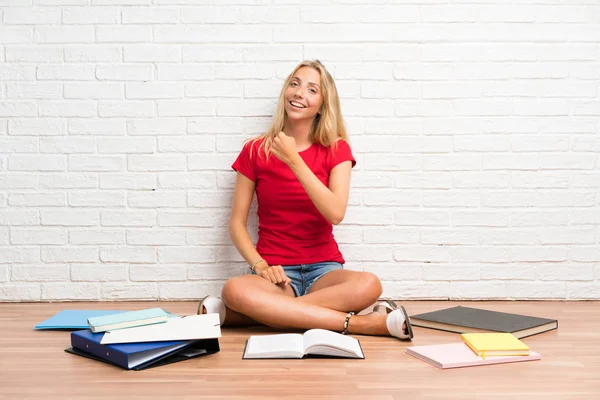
[[251, 261, 343, 297]]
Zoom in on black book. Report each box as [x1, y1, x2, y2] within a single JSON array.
[[410, 306, 558, 339]]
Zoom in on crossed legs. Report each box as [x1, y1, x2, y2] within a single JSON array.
[[212, 270, 399, 337]]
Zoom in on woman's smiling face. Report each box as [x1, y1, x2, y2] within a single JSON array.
[[284, 66, 324, 122]]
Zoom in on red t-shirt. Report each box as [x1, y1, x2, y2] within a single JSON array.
[[232, 138, 356, 266]]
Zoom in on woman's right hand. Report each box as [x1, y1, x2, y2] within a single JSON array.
[[255, 263, 292, 287]]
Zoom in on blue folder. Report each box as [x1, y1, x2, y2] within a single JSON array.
[[66, 329, 220, 370], [35, 310, 125, 330]]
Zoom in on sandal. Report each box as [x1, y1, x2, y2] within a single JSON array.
[[357, 299, 398, 316], [357, 299, 414, 340], [386, 306, 414, 340], [197, 295, 226, 324]]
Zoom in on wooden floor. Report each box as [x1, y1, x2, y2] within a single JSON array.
[[1, 301, 599, 400]]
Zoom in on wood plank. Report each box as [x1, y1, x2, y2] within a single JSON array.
[[0, 301, 598, 399]]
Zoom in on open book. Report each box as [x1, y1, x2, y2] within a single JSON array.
[[243, 329, 364, 359]]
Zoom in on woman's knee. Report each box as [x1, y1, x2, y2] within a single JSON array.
[[355, 272, 383, 303], [221, 276, 252, 310]]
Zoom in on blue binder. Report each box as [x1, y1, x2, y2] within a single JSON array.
[[66, 329, 220, 370]]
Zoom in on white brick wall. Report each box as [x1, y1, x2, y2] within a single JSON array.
[[1, 1, 599, 301]]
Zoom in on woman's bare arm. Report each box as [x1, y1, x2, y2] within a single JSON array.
[[228, 172, 261, 267], [287, 158, 352, 225], [228, 172, 290, 285]]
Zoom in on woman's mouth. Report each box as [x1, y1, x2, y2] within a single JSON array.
[[289, 100, 306, 109]]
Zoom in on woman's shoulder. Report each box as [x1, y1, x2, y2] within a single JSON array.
[[323, 138, 356, 168], [334, 138, 351, 148], [319, 138, 352, 153], [240, 135, 266, 154]]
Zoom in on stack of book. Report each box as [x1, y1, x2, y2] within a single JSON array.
[[409, 305, 558, 338], [63, 308, 222, 370], [405, 306, 557, 369], [406, 332, 540, 369]]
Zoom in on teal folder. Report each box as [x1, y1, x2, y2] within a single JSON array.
[[87, 308, 168, 332]]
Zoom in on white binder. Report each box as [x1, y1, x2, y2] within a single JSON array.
[[100, 313, 221, 344]]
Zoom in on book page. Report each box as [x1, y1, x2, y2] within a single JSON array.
[[302, 329, 363, 358], [244, 334, 304, 359]]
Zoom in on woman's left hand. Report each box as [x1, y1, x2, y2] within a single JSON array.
[[271, 132, 299, 166]]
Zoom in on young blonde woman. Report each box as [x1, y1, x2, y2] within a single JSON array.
[[199, 60, 413, 340]]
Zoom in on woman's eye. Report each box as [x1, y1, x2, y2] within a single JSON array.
[[309, 89, 317, 94], [290, 82, 298, 87]]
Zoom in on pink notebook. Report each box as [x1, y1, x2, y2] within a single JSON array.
[[406, 343, 541, 369]]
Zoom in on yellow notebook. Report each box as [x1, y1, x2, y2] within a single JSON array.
[[460, 333, 530, 359]]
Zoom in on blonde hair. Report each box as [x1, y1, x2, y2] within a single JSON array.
[[249, 60, 348, 159]]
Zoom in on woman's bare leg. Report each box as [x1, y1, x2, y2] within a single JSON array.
[[215, 277, 296, 326], [211, 270, 383, 325], [221, 274, 392, 336], [215, 270, 380, 325], [298, 270, 408, 334], [298, 270, 382, 312]]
